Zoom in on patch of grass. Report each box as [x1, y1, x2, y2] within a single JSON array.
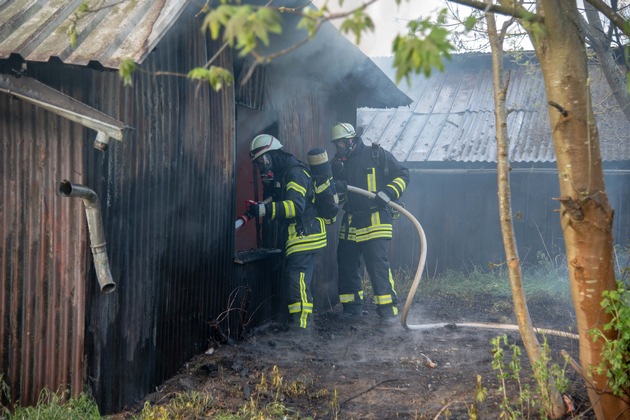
[[136, 365, 329, 419], [7, 388, 101, 420], [403, 251, 573, 304], [139, 391, 215, 419], [490, 334, 569, 419]]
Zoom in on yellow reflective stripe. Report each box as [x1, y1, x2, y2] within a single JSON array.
[[289, 302, 313, 313], [299, 272, 307, 308], [286, 239, 327, 255], [271, 202, 276, 219], [315, 179, 331, 193], [374, 294, 393, 305], [339, 294, 355, 303], [367, 167, 377, 192], [286, 181, 306, 196], [389, 269, 396, 294], [388, 178, 407, 198], [354, 224, 393, 242], [394, 178, 407, 190], [285, 218, 326, 255], [342, 226, 391, 242], [371, 211, 381, 226], [299, 311, 309, 328], [282, 200, 296, 218], [356, 231, 392, 242]]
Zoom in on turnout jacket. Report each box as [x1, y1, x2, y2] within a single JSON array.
[[334, 140, 409, 242], [263, 154, 327, 256]]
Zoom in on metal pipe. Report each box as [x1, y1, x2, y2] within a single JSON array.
[[59, 180, 116, 293]]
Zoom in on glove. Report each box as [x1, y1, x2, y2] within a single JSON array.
[[334, 179, 347, 194], [331, 158, 344, 178], [246, 200, 267, 218], [372, 190, 391, 209]]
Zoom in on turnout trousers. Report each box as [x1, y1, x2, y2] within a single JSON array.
[[285, 250, 316, 328], [337, 237, 398, 318]]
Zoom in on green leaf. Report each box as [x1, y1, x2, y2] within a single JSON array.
[[339, 8, 374, 46], [187, 66, 234, 91], [118, 59, 136, 87], [202, 6, 234, 41], [297, 9, 322, 38], [464, 15, 477, 32], [391, 14, 453, 84]]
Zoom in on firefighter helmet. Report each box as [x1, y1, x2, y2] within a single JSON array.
[[331, 122, 356, 141], [249, 134, 283, 161]]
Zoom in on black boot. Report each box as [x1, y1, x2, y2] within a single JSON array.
[[340, 302, 363, 319], [288, 312, 312, 333]]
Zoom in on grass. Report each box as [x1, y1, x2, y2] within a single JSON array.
[[3, 388, 101, 420], [4, 247, 626, 419], [136, 365, 324, 420], [407, 251, 574, 304]]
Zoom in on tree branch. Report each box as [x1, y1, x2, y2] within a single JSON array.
[[447, 0, 543, 23], [585, 0, 630, 37], [548, 101, 569, 117]]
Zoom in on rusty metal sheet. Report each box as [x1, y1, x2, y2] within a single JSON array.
[[0, 0, 190, 69]]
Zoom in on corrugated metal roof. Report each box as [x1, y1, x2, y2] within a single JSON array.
[[0, 0, 411, 108], [0, 0, 189, 69], [359, 54, 630, 163]]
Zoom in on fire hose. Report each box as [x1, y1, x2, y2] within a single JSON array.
[[346, 185, 578, 339], [235, 197, 273, 231]]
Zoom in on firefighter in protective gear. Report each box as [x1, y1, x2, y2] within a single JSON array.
[[330, 123, 410, 324], [248, 134, 327, 331]]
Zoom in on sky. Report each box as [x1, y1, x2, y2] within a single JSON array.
[[311, 0, 447, 57]]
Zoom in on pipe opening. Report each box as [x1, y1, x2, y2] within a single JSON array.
[[101, 283, 116, 293], [59, 179, 73, 196]]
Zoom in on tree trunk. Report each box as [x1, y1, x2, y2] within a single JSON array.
[[486, 7, 566, 418], [517, 1, 629, 418]]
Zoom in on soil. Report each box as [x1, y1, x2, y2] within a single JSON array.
[[114, 294, 594, 419]]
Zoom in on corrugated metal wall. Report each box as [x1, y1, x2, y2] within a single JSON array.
[[389, 164, 630, 277], [1, 80, 88, 407], [1, 4, 238, 413]]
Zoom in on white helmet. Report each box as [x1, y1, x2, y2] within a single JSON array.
[[249, 134, 283, 161], [331, 123, 356, 141]]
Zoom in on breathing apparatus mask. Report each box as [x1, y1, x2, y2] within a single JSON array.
[[331, 122, 358, 169], [250, 134, 283, 186], [254, 153, 274, 185]]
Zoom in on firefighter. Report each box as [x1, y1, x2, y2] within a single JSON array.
[[330, 123, 410, 325], [247, 134, 327, 331]]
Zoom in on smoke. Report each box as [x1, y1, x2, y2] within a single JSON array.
[[311, 0, 446, 57]]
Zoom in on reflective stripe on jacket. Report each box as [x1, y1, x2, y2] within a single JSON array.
[[335, 140, 409, 242], [268, 156, 327, 254]]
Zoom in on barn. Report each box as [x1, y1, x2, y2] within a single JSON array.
[[357, 53, 630, 278], [0, 0, 409, 413]]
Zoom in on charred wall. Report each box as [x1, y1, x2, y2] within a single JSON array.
[[0, 5, 237, 413]]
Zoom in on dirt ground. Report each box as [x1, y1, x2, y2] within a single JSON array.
[[116, 294, 593, 419]]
